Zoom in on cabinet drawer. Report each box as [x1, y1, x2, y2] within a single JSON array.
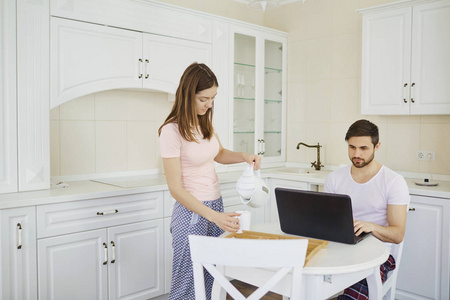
[[37, 192, 163, 238]]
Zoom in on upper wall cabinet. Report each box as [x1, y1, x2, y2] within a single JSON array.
[[230, 26, 287, 163], [360, 0, 450, 115], [50, 17, 212, 108], [50, 0, 212, 44]]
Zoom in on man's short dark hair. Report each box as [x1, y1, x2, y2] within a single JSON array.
[[345, 119, 379, 146]]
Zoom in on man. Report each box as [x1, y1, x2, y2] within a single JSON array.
[[324, 119, 409, 300]]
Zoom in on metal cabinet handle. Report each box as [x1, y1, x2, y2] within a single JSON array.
[[110, 241, 116, 263], [410, 83, 415, 103], [103, 243, 108, 265], [138, 58, 143, 79], [257, 139, 261, 155], [261, 139, 265, 155], [409, 207, 415, 211], [403, 83, 408, 103], [17, 223, 22, 249], [97, 209, 119, 216], [145, 59, 149, 79]]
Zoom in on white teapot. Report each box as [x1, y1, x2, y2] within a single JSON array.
[[236, 163, 270, 208]]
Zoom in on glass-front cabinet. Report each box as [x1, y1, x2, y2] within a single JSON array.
[[231, 27, 286, 164]]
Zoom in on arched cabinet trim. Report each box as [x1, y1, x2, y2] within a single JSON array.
[[50, 17, 212, 109]]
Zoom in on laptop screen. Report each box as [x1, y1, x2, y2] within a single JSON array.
[[275, 187, 362, 244]]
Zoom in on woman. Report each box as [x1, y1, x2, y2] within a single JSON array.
[[158, 62, 261, 300]]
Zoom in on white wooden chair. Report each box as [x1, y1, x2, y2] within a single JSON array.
[[367, 241, 404, 300], [369, 202, 409, 299], [381, 241, 404, 300], [189, 235, 309, 300]]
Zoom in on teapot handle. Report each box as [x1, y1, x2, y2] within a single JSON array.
[[244, 162, 254, 175]]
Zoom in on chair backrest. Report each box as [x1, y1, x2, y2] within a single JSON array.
[[189, 235, 309, 300], [380, 200, 409, 299]]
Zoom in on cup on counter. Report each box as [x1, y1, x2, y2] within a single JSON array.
[[235, 210, 251, 233]]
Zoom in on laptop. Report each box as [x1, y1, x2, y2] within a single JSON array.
[[275, 188, 371, 244]]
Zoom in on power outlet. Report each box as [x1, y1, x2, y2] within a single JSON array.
[[417, 150, 436, 161]]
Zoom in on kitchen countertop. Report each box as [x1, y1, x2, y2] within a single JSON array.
[[0, 167, 449, 210]]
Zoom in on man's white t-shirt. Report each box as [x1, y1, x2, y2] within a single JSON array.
[[324, 165, 410, 228]]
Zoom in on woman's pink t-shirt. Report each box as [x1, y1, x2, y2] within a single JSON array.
[[159, 123, 221, 201]]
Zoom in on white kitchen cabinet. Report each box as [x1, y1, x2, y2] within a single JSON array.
[[38, 221, 164, 300], [0, 0, 50, 193], [50, 17, 212, 108], [37, 192, 165, 300], [50, 0, 212, 44], [163, 216, 172, 295], [142, 34, 212, 94], [360, 0, 450, 115], [0, 206, 37, 300], [230, 26, 287, 163], [38, 229, 108, 300], [396, 194, 450, 300], [0, 0, 17, 194], [108, 220, 164, 300]]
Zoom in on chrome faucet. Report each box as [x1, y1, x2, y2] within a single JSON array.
[[296, 142, 324, 171]]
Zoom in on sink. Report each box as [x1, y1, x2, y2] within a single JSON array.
[[275, 167, 329, 176]]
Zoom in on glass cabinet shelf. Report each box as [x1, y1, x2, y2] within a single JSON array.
[[234, 97, 255, 101], [233, 131, 256, 134], [234, 62, 255, 68], [264, 99, 282, 102], [264, 67, 282, 73]]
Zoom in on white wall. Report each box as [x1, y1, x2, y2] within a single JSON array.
[[50, 90, 172, 176]]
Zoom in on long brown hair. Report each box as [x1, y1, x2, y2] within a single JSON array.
[[158, 63, 218, 141]]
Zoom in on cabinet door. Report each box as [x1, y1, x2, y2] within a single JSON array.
[[231, 27, 287, 162], [0, 0, 17, 194], [50, 17, 143, 108], [0, 207, 37, 300], [360, 7, 412, 115], [142, 33, 212, 94], [38, 229, 108, 300], [163, 217, 172, 295], [17, 0, 50, 192], [410, 0, 450, 114], [262, 35, 286, 162], [108, 219, 164, 300], [396, 196, 450, 300], [232, 30, 258, 155]]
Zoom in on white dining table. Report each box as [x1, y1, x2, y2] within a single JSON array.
[[214, 222, 390, 300]]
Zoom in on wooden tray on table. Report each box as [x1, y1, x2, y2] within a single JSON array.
[[225, 230, 328, 265]]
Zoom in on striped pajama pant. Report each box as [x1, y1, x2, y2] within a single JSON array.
[[169, 197, 224, 300]]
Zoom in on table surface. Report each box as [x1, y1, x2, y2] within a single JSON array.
[[249, 223, 390, 275]]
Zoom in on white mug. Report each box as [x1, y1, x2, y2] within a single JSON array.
[[235, 210, 251, 233]]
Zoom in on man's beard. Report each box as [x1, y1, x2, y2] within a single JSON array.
[[351, 152, 375, 168]]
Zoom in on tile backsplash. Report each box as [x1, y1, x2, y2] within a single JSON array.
[[50, 90, 173, 177]]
